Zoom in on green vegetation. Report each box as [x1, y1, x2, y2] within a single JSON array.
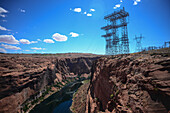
[[54, 82, 64, 88], [30, 86, 52, 106], [110, 94, 114, 99], [23, 77, 85, 112], [95, 97, 98, 102], [23, 104, 29, 112], [154, 87, 158, 91], [115, 89, 119, 96], [83, 79, 90, 84], [126, 104, 130, 108]]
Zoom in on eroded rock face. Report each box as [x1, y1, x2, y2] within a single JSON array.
[[0, 54, 100, 113], [86, 54, 170, 113]]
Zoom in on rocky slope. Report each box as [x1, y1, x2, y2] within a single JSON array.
[[0, 53, 100, 113], [86, 54, 170, 113], [71, 80, 90, 113]]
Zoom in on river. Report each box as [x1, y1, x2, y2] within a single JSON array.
[[30, 81, 83, 113]]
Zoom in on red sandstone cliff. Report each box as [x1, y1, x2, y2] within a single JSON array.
[[0, 54, 100, 113], [86, 54, 170, 113]]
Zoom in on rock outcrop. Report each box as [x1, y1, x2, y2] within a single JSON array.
[[86, 54, 170, 113], [0, 53, 100, 113], [71, 80, 90, 113]]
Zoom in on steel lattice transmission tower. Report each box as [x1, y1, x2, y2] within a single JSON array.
[[101, 7, 130, 55], [134, 34, 144, 52]]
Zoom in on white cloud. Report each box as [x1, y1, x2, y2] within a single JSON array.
[[133, 1, 138, 5], [113, 4, 121, 9], [31, 47, 45, 50], [43, 39, 55, 43], [0, 7, 8, 18], [52, 33, 68, 42], [113, 7, 117, 9], [136, 0, 141, 2], [37, 39, 41, 41], [20, 39, 31, 44], [30, 41, 38, 44], [90, 9, 95, 12], [73, 8, 81, 12], [120, 0, 123, 2], [0, 48, 6, 53], [115, 4, 121, 8], [0, 14, 6, 17], [0, 7, 8, 14], [20, 9, 25, 13], [24, 50, 30, 52], [0, 35, 19, 44], [0, 25, 10, 31], [1, 44, 21, 50], [84, 12, 87, 14], [87, 13, 92, 16], [20, 39, 38, 44], [133, 0, 141, 5], [69, 32, 79, 37]]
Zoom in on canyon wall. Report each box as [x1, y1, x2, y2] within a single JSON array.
[[86, 54, 170, 113], [0, 54, 100, 113]]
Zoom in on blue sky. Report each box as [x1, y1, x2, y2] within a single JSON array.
[[0, 0, 170, 54]]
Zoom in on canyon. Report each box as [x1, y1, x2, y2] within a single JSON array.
[[85, 53, 170, 113], [0, 53, 100, 113], [0, 51, 170, 113]]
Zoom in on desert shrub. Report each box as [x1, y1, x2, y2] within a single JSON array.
[[110, 94, 114, 99], [23, 104, 29, 112]]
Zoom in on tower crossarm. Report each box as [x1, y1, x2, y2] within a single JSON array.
[[101, 25, 112, 30], [101, 23, 127, 30], [110, 12, 129, 21], [101, 33, 114, 37], [104, 8, 129, 21], [104, 10, 122, 20]]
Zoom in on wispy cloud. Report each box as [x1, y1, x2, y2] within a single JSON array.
[[84, 12, 87, 14], [120, 0, 123, 2], [37, 39, 41, 41], [31, 47, 45, 50], [73, 8, 81, 12], [0, 48, 6, 53], [69, 32, 79, 37], [52, 33, 68, 42], [0, 7, 8, 18], [0, 35, 19, 44], [0, 25, 10, 31], [20, 39, 38, 44], [20, 9, 25, 13], [2, 20, 7, 22], [24, 50, 30, 52], [43, 39, 55, 43], [87, 13, 92, 16], [1, 44, 21, 50]]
